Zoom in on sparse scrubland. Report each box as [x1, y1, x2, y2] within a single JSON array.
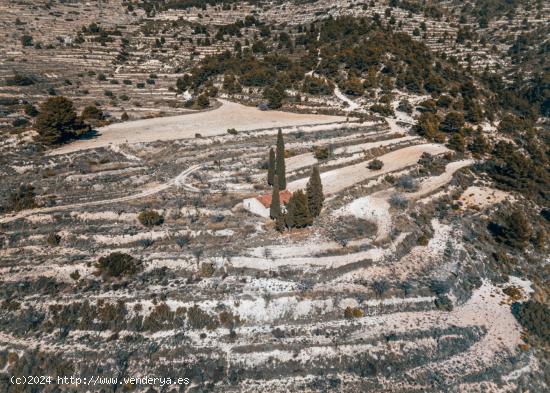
[[0, 0, 548, 392]]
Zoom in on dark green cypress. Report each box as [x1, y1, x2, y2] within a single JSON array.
[[267, 147, 275, 186], [270, 175, 281, 219], [275, 128, 286, 190], [285, 190, 312, 228], [306, 165, 324, 217]]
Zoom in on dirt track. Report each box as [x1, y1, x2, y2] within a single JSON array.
[[0, 165, 202, 224]]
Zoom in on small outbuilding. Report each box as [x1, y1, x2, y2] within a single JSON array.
[[243, 190, 292, 218]]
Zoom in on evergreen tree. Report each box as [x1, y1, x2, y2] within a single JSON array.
[[270, 175, 281, 219], [267, 148, 275, 186], [469, 132, 489, 155], [275, 129, 286, 189], [285, 190, 312, 228], [35, 96, 81, 144], [306, 166, 324, 217], [447, 132, 466, 152]]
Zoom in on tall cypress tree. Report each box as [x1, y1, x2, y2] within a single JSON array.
[[270, 175, 281, 219], [306, 165, 324, 217], [275, 128, 286, 190], [285, 190, 312, 228], [267, 147, 275, 186]]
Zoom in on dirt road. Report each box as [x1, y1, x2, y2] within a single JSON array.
[[0, 165, 202, 224]]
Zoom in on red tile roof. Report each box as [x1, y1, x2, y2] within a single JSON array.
[[256, 190, 292, 208]]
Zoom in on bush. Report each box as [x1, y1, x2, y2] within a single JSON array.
[[396, 175, 418, 192], [370, 103, 395, 116], [440, 112, 464, 133], [344, 306, 364, 318], [372, 280, 390, 296], [196, 94, 210, 108], [511, 301, 550, 343], [434, 295, 453, 311], [138, 210, 164, 227], [488, 209, 532, 249], [46, 233, 61, 246], [6, 73, 35, 86], [313, 146, 330, 160], [81, 105, 104, 121], [187, 305, 219, 330], [121, 112, 129, 121], [12, 118, 29, 128], [24, 103, 38, 117], [7, 184, 35, 211], [397, 99, 413, 114], [389, 194, 408, 209], [21, 35, 33, 46], [96, 252, 140, 279], [368, 158, 383, 170], [200, 262, 215, 277], [227, 128, 238, 135]]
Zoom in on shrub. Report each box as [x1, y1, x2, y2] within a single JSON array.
[[81, 105, 104, 121], [368, 158, 383, 170], [372, 280, 390, 296], [24, 103, 38, 117], [174, 234, 191, 249], [121, 112, 129, 121], [96, 252, 140, 279], [389, 194, 408, 209], [46, 232, 61, 246], [313, 146, 330, 160], [227, 128, 238, 135], [7, 184, 35, 211], [429, 280, 451, 295], [70, 270, 80, 281], [6, 73, 35, 86], [196, 94, 209, 108], [440, 112, 464, 133], [396, 175, 418, 192], [12, 118, 29, 128], [397, 99, 413, 114], [138, 210, 164, 227], [511, 301, 550, 343], [200, 262, 215, 277], [488, 209, 532, 249], [370, 103, 395, 116], [21, 35, 33, 46], [434, 295, 453, 311], [344, 306, 364, 318], [187, 305, 219, 330]]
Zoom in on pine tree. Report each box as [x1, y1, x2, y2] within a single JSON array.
[[306, 166, 324, 217], [285, 190, 312, 228], [270, 175, 281, 219], [275, 129, 286, 189], [267, 148, 275, 186]]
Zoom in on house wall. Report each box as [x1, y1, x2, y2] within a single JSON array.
[[243, 198, 270, 218]]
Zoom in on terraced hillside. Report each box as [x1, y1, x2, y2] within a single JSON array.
[[0, 1, 549, 392], [1, 100, 548, 392]]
